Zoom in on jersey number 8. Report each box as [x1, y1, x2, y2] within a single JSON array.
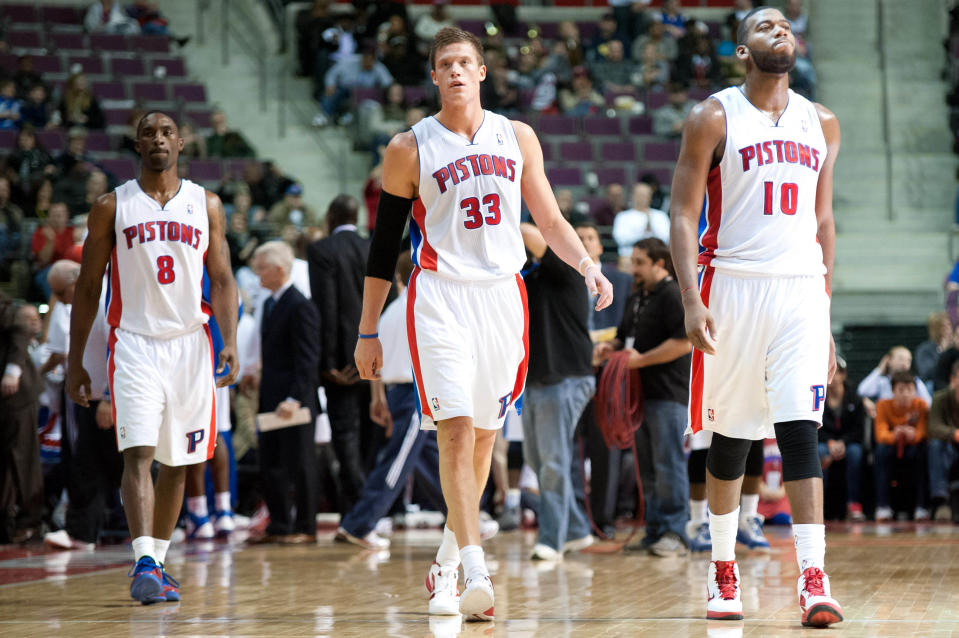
[[461, 194, 501, 230], [156, 255, 176, 284]]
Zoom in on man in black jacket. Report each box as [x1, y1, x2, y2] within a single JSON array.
[[253, 241, 321, 543], [0, 293, 43, 543], [819, 356, 866, 522], [307, 194, 371, 514]]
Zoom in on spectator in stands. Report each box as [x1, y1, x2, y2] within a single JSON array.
[[917, 312, 952, 393], [557, 20, 586, 69], [591, 182, 627, 228], [0, 79, 22, 130], [84, 170, 108, 215], [20, 85, 52, 130], [357, 83, 408, 161], [10, 126, 55, 196], [295, 0, 334, 78], [612, 182, 670, 256], [377, 15, 421, 87], [13, 57, 43, 101], [558, 66, 605, 118], [589, 39, 636, 95], [31, 202, 74, 299], [660, 0, 687, 39], [789, 32, 817, 100], [520, 222, 597, 561], [556, 189, 588, 225], [414, 1, 455, 57], [57, 73, 105, 130], [928, 359, 959, 522], [639, 172, 668, 211], [636, 41, 671, 92], [117, 108, 145, 155], [936, 324, 959, 391], [312, 44, 394, 128], [227, 195, 261, 272], [53, 130, 95, 216], [268, 183, 319, 231], [84, 0, 140, 34], [609, 0, 649, 47], [784, 0, 809, 38], [858, 345, 932, 417], [311, 9, 359, 100], [820, 356, 866, 521], [874, 371, 930, 521], [29, 178, 53, 219], [206, 110, 255, 158], [482, 50, 521, 116], [178, 122, 206, 159], [632, 14, 678, 65], [586, 13, 622, 64], [725, 0, 755, 41], [675, 24, 722, 91], [0, 176, 24, 265], [126, 0, 188, 45], [652, 82, 695, 138]]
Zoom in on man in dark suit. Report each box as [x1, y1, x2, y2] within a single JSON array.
[[252, 241, 321, 543], [307, 194, 370, 514], [0, 293, 43, 543]]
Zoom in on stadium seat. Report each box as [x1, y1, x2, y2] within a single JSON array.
[[49, 32, 87, 52], [40, 5, 84, 25], [547, 166, 583, 187], [92, 81, 127, 101], [8, 29, 44, 50], [68, 55, 105, 76], [172, 83, 207, 104], [628, 116, 653, 135], [133, 82, 169, 102], [85, 132, 112, 152], [36, 130, 65, 153], [0, 130, 18, 151], [98, 157, 137, 181], [182, 109, 213, 128], [594, 166, 629, 187], [602, 141, 636, 163], [150, 57, 187, 78], [583, 116, 621, 136], [130, 35, 170, 54], [30, 55, 63, 74], [105, 108, 132, 127], [90, 34, 128, 52], [643, 141, 679, 162], [188, 160, 224, 183], [558, 141, 593, 163], [111, 57, 147, 78], [538, 115, 578, 137], [0, 4, 37, 23]]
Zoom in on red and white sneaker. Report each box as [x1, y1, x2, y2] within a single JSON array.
[[798, 567, 843, 627], [459, 574, 494, 621], [706, 560, 744, 620], [426, 561, 460, 615]]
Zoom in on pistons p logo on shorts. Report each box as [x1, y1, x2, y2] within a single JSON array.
[[810, 385, 826, 411], [431, 397, 441, 411], [185, 429, 205, 453]]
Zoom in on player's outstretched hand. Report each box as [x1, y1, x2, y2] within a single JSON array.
[[216, 345, 239, 388], [683, 296, 718, 355], [585, 265, 614, 311], [67, 366, 92, 407], [355, 337, 382, 381]]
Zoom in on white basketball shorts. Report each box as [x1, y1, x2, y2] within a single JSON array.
[[689, 267, 830, 440], [215, 385, 231, 433], [108, 326, 216, 466], [407, 268, 528, 431]]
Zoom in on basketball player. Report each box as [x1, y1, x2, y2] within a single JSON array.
[[65, 112, 238, 604], [670, 7, 843, 627], [354, 27, 613, 621]]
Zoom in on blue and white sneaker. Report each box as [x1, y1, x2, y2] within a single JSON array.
[[186, 511, 215, 540], [214, 510, 235, 537], [161, 568, 180, 602], [686, 520, 712, 553], [128, 557, 166, 605], [737, 513, 770, 550]]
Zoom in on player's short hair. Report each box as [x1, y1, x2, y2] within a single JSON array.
[[890, 370, 915, 391], [737, 6, 776, 46], [254, 240, 294, 275], [396, 250, 414, 285], [136, 111, 178, 136], [430, 27, 484, 70], [574, 220, 599, 234]]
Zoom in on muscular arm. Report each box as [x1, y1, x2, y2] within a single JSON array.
[[205, 191, 239, 387], [355, 131, 417, 380], [669, 99, 726, 354], [513, 120, 612, 309], [66, 193, 116, 405], [814, 103, 840, 295]]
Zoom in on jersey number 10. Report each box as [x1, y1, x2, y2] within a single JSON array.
[[763, 181, 798, 216]]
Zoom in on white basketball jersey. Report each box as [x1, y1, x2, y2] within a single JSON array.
[[107, 179, 210, 338], [700, 87, 827, 276], [411, 111, 525, 282]]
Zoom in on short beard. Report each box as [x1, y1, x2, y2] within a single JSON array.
[[750, 47, 796, 74]]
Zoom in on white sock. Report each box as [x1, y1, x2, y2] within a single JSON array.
[[435, 526, 460, 571], [505, 488, 520, 509], [740, 493, 760, 518], [215, 491, 232, 514], [132, 536, 154, 563], [459, 544, 488, 582], [154, 538, 170, 565], [690, 499, 708, 525], [187, 496, 208, 518], [793, 523, 825, 572], [709, 507, 739, 562]]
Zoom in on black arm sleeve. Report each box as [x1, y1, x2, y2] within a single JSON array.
[[366, 190, 414, 281]]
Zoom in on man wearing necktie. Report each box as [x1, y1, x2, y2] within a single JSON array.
[[251, 241, 321, 543]]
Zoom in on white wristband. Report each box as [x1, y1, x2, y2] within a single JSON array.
[[578, 256, 595, 276]]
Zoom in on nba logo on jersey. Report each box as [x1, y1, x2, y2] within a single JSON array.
[[431, 397, 441, 411], [801, 119, 809, 132], [707, 408, 715, 422], [187, 203, 194, 215], [495, 133, 504, 145]]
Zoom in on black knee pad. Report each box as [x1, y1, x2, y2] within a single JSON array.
[[706, 433, 753, 481], [774, 420, 823, 482], [745, 438, 764, 477], [688, 449, 708, 484]]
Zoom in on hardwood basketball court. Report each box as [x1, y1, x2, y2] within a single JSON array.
[[1, 523, 957, 637]]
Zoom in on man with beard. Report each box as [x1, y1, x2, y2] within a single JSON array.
[[65, 112, 239, 604], [670, 7, 842, 628]]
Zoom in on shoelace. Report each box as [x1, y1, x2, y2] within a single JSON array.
[[162, 571, 180, 588], [128, 558, 159, 578], [715, 562, 738, 600], [804, 568, 825, 596]]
